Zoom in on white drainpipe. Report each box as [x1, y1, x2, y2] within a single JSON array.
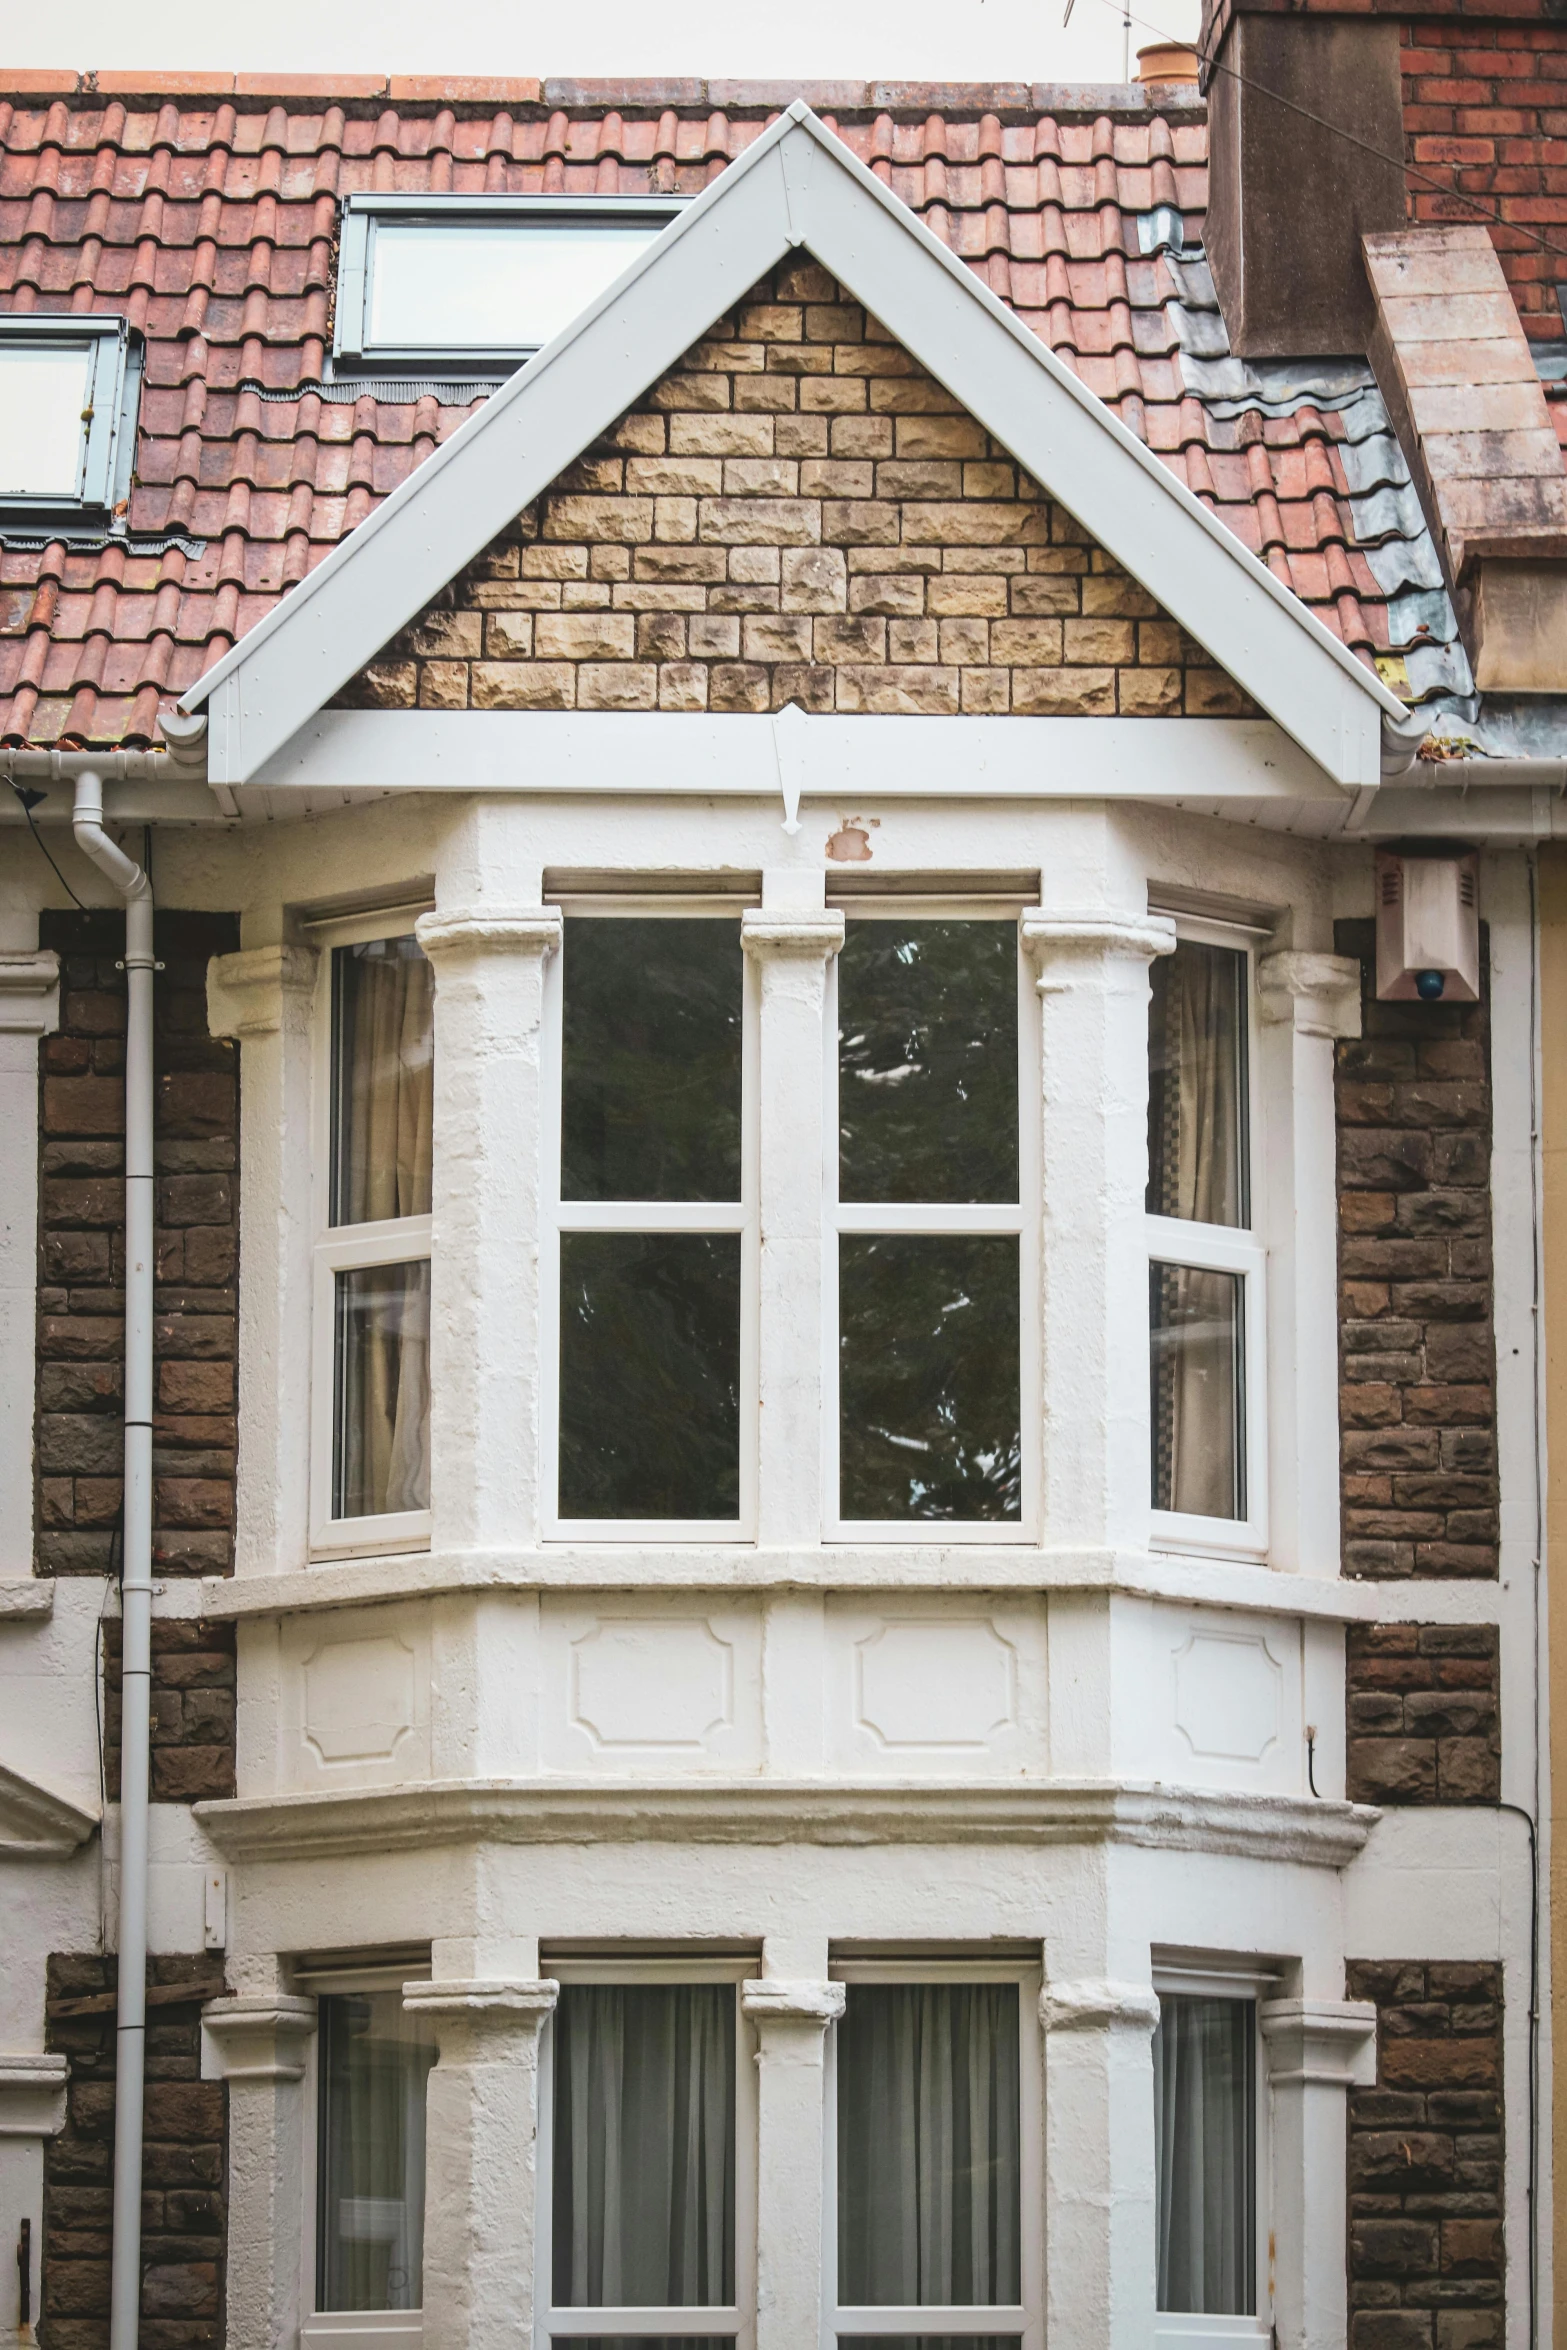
[[71, 772, 156, 2350]]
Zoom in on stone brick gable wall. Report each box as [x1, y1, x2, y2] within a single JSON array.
[[1333, 918, 1498, 1584], [336, 260, 1255, 722], [1346, 1624, 1501, 1804], [43, 1953, 228, 2350], [1346, 1961, 1505, 2350], [38, 910, 240, 1585], [102, 1618, 237, 1804]]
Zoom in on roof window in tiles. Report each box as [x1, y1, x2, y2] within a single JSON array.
[[335, 196, 686, 372], [0, 318, 139, 517]]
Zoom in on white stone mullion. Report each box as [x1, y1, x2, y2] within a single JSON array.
[[1040, 1978, 1160, 2350], [1257, 951, 1362, 1575], [741, 907, 844, 1548], [207, 947, 320, 1576], [415, 909, 561, 1554], [202, 1993, 318, 2350], [1260, 1997, 1377, 2350], [1022, 911, 1175, 1552], [741, 1975, 844, 2350]]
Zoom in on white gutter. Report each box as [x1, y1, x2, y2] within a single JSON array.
[[70, 774, 157, 2350]]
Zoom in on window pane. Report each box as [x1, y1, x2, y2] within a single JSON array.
[[333, 1262, 431, 1518], [562, 919, 743, 1203], [332, 937, 434, 1226], [839, 922, 1018, 1204], [552, 1984, 736, 2307], [839, 1237, 1020, 1522], [1154, 1995, 1256, 2315], [369, 220, 663, 350], [0, 345, 91, 495], [841, 2340, 1019, 2348], [317, 1990, 435, 2312], [1149, 1262, 1244, 1521], [838, 1984, 1021, 2307], [560, 1234, 740, 1519], [1147, 940, 1248, 1227]]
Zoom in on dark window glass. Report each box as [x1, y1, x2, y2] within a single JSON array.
[[317, 1991, 435, 2312], [1147, 940, 1248, 1227], [559, 1233, 741, 1519], [552, 1984, 736, 2308], [562, 918, 743, 1202], [1154, 1994, 1256, 2314], [331, 936, 434, 1226], [840, 2340, 1018, 2348], [839, 922, 1018, 1205], [839, 1237, 1020, 1521], [333, 1262, 431, 1518], [837, 1984, 1021, 2307], [1149, 1262, 1245, 1520]]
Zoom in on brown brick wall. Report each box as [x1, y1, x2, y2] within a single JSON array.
[[1334, 918, 1498, 1583], [38, 910, 240, 1584], [1346, 1623, 1502, 1803], [102, 1619, 237, 1804], [336, 260, 1255, 723], [1347, 1960, 1505, 2350], [43, 1953, 228, 2350]]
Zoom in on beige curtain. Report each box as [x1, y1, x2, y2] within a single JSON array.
[[337, 1263, 431, 1519]]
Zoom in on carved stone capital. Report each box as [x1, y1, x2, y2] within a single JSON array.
[[0, 2053, 68, 2137], [1040, 1978, 1161, 2035], [403, 1977, 559, 2046], [741, 1978, 846, 2028], [202, 1994, 317, 2081], [206, 945, 319, 1039], [1259, 1997, 1378, 2087], [1020, 909, 1177, 988], [740, 909, 846, 961], [0, 949, 60, 1036], [1257, 950, 1363, 1042], [415, 907, 562, 964]]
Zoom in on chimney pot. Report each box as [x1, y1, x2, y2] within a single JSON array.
[[1136, 42, 1200, 85]]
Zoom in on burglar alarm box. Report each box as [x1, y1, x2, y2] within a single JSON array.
[[1375, 848, 1480, 1003]]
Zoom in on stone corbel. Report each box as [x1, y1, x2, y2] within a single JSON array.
[[0, 2054, 68, 2138], [1257, 950, 1363, 1042], [415, 908, 563, 965], [740, 909, 846, 960], [403, 1976, 560, 2037], [0, 949, 60, 1035], [201, 1993, 317, 2081], [1040, 1978, 1161, 2035], [741, 1977, 846, 2031], [1259, 1997, 1378, 2085], [1020, 909, 1177, 990], [206, 944, 320, 1040]]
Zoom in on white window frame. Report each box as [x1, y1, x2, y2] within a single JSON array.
[[825, 1957, 1044, 2350], [535, 1955, 758, 2350], [310, 913, 435, 1561], [334, 194, 687, 371], [297, 1959, 433, 2350], [1151, 1960, 1276, 2350], [1147, 917, 1269, 1561], [542, 896, 759, 1543], [0, 315, 139, 514], [823, 900, 1041, 1544]]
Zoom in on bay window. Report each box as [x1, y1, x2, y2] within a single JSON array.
[[828, 1963, 1042, 2350], [312, 928, 435, 1557], [1146, 929, 1267, 1554], [830, 914, 1034, 1538], [1152, 1978, 1267, 2350]]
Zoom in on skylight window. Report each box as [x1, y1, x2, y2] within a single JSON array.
[[0, 318, 138, 514], [335, 196, 685, 371]]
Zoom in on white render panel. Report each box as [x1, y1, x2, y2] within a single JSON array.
[[277, 1604, 433, 1792], [539, 1598, 764, 1774], [1110, 1597, 1304, 1796], [823, 1594, 1047, 1777]]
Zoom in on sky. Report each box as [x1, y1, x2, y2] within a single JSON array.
[[14, 0, 1201, 87]]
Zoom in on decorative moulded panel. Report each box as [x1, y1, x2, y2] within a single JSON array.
[[825, 1600, 1047, 1777], [1111, 1599, 1302, 1794], [278, 1606, 432, 1791], [540, 1601, 764, 1774], [1172, 1629, 1282, 1765]]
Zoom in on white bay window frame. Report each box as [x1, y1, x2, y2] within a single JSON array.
[[1147, 917, 1269, 1562], [823, 899, 1041, 1545], [1151, 1961, 1275, 2350], [824, 1957, 1044, 2350], [309, 912, 435, 1561], [541, 895, 760, 1543], [534, 1955, 758, 2350]]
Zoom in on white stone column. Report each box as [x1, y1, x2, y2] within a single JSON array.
[[414, 909, 561, 1554], [741, 901, 844, 1546], [0, 951, 59, 1578], [1041, 1978, 1160, 2350], [1260, 1998, 1376, 2350], [202, 1993, 317, 2350], [1257, 953, 1361, 1575], [207, 947, 320, 1576], [740, 1977, 844, 2350], [0, 2053, 68, 2332], [402, 1976, 559, 2350], [1020, 912, 1175, 1550]]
